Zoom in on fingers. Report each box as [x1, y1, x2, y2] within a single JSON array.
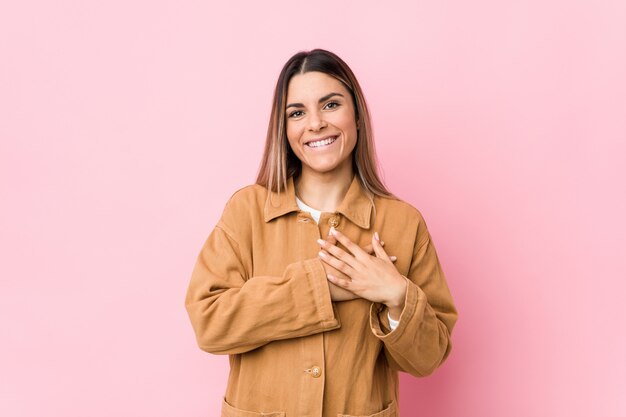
[[363, 240, 383, 255], [329, 227, 369, 261], [327, 273, 352, 290], [372, 232, 393, 265], [317, 240, 361, 272], [324, 228, 383, 254], [325, 233, 337, 246], [320, 230, 394, 261]]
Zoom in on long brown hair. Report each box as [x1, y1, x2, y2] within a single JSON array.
[[255, 49, 395, 201]]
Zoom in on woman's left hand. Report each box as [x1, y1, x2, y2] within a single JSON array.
[[317, 227, 408, 318]]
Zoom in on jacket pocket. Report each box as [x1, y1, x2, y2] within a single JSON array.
[[338, 400, 397, 417], [221, 397, 286, 417]]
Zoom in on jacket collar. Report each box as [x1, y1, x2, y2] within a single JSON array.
[[263, 175, 373, 229]]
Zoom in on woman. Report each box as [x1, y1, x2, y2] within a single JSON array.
[[185, 49, 458, 417]]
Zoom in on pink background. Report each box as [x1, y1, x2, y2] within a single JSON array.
[[1, 1, 625, 416]]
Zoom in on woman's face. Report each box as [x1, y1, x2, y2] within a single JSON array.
[[285, 71, 358, 177]]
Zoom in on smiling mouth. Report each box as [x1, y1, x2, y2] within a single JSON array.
[[306, 135, 338, 148]]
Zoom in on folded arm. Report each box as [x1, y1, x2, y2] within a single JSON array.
[[185, 224, 340, 355]]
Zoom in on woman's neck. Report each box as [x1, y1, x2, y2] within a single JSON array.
[[294, 165, 354, 213]]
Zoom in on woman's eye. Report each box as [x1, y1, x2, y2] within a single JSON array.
[[324, 101, 340, 110], [288, 110, 304, 118]]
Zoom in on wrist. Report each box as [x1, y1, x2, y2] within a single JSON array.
[[385, 276, 407, 318]]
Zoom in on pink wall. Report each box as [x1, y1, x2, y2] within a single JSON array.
[[1, 1, 624, 416]]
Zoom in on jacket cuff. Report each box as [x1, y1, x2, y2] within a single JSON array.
[[303, 258, 341, 330], [369, 277, 424, 342]]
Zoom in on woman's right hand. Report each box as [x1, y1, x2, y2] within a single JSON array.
[[320, 235, 396, 302]]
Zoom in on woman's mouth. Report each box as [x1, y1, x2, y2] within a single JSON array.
[[306, 135, 338, 148]]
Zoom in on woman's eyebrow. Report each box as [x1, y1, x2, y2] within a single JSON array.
[[286, 92, 345, 109]]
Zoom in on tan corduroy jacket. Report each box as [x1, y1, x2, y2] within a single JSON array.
[[185, 175, 458, 417]]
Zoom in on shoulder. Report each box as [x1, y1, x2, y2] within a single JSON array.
[[217, 183, 268, 235], [374, 194, 427, 223], [223, 183, 268, 210], [373, 194, 430, 244]]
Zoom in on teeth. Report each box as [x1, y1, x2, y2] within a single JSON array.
[[308, 136, 337, 148]]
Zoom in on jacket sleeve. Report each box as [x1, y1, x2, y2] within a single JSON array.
[[369, 216, 458, 377], [185, 220, 340, 355]]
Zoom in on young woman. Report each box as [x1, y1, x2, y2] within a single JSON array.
[[185, 49, 458, 417]]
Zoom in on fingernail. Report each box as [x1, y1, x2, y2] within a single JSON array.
[[327, 274, 335, 281], [381, 240, 385, 246], [318, 251, 326, 258], [317, 238, 325, 246], [390, 256, 397, 261], [374, 232, 380, 241], [330, 227, 337, 236]]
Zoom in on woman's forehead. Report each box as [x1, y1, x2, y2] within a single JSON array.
[[286, 72, 350, 101]]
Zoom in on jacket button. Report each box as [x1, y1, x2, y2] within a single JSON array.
[[311, 366, 322, 378], [328, 216, 339, 228]]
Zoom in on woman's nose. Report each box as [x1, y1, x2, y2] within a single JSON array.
[[307, 111, 327, 131]]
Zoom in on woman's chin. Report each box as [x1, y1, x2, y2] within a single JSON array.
[[301, 159, 349, 176]]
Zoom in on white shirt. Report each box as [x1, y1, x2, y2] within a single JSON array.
[[295, 196, 398, 331]]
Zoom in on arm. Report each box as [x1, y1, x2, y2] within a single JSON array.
[[317, 218, 457, 377], [370, 227, 458, 377], [185, 223, 340, 355]]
